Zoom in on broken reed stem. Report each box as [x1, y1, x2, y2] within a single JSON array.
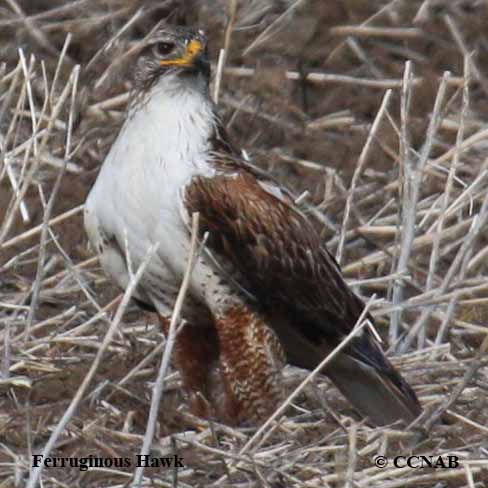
[[0, 204, 84, 250], [213, 0, 236, 104], [25, 65, 79, 336], [336, 89, 392, 265], [409, 57, 468, 349], [444, 13, 488, 98], [132, 212, 201, 487], [345, 422, 358, 488], [242, 0, 306, 55], [330, 25, 423, 39], [430, 56, 470, 345], [25, 244, 158, 488], [214, 49, 226, 104], [389, 61, 413, 339], [390, 71, 450, 348], [0, 56, 33, 241], [399, 190, 488, 352], [0, 52, 76, 246], [223, 66, 465, 89], [421, 332, 488, 435]]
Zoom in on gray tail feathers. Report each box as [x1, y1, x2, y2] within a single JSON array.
[[326, 354, 422, 426], [270, 318, 422, 426]]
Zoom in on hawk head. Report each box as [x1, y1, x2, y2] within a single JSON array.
[[134, 25, 210, 92]]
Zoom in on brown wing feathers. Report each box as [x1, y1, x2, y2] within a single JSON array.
[[185, 170, 422, 425], [186, 172, 366, 336]]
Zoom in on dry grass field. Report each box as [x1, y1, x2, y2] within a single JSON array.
[[1, 0, 488, 486]]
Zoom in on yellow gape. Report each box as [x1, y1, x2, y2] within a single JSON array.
[[159, 39, 203, 67]]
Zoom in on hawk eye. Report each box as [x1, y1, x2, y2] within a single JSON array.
[[153, 41, 175, 57]]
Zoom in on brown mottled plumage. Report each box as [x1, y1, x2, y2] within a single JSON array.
[[185, 170, 422, 426], [84, 24, 421, 427]]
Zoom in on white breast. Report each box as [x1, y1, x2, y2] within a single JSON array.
[[84, 73, 217, 307]]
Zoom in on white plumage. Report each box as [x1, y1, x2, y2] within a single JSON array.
[[84, 72, 223, 315]]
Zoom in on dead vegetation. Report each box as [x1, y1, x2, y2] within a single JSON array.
[[1, 0, 488, 486]]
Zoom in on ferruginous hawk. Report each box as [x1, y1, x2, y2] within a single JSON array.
[[84, 25, 422, 426]]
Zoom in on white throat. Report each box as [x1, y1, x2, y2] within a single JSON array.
[[125, 72, 216, 173]]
